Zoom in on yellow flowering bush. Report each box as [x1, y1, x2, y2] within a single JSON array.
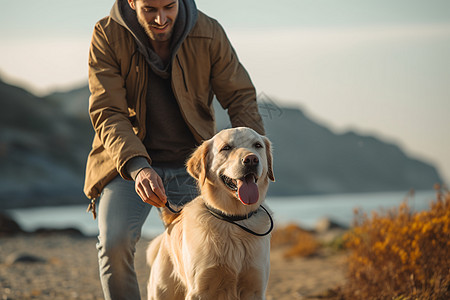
[[341, 186, 450, 299], [271, 223, 320, 258]]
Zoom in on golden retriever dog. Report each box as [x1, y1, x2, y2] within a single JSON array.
[[146, 127, 275, 300]]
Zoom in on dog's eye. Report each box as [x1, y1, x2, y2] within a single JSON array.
[[220, 144, 232, 152], [254, 142, 264, 149]]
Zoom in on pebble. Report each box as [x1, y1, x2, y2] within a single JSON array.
[[5, 253, 46, 265]]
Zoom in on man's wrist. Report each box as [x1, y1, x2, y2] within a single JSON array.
[[126, 157, 152, 181], [134, 167, 151, 180]]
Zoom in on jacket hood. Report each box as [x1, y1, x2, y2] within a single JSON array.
[[110, 0, 198, 78]]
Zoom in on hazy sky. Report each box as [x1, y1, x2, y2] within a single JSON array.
[[1, 0, 449, 185]]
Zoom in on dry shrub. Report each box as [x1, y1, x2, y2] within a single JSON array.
[[341, 186, 450, 299], [271, 223, 319, 258]]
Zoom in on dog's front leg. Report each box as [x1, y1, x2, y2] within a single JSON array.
[[185, 266, 239, 300], [147, 249, 184, 300], [238, 265, 269, 300], [239, 289, 266, 300], [186, 290, 239, 300]]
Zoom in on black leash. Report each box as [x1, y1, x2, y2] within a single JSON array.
[[165, 201, 183, 214], [205, 204, 274, 237]]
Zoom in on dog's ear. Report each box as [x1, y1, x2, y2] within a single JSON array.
[[263, 137, 275, 182], [186, 140, 210, 186]]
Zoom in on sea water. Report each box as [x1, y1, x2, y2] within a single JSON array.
[[6, 190, 436, 238]]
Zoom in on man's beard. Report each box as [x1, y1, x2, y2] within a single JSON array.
[[138, 16, 174, 43]]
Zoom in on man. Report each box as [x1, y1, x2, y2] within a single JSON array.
[[84, 0, 265, 299]]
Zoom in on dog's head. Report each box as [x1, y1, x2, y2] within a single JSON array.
[[187, 127, 274, 214]]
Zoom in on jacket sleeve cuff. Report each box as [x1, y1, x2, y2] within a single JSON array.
[[125, 156, 152, 181]]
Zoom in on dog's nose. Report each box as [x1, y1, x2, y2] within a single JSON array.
[[243, 154, 259, 166]]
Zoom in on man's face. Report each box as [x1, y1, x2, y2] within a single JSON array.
[[129, 0, 179, 43]]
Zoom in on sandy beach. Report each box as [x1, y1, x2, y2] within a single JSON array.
[[0, 231, 346, 300]]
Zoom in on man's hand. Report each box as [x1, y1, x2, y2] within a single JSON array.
[[135, 168, 167, 207]]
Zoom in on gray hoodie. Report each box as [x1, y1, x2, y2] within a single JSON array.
[[110, 0, 198, 78]]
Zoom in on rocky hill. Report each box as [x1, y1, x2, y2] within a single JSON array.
[[0, 80, 442, 208], [214, 95, 441, 195], [0, 80, 93, 208]]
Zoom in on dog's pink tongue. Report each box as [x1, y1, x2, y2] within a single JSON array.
[[237, 174, 259, 205]]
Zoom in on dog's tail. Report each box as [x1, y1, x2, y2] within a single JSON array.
[[147, 234, 163, 267]]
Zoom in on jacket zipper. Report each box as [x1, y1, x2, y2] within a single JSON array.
[[137, 54, 147, 140], [176, 55, 189, 92], [125, 48, 139, 82]]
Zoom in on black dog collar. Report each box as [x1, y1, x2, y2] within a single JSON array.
[[204, 204, 274, 237]]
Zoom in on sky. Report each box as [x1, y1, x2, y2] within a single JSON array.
[[1, 0, 449, 185]]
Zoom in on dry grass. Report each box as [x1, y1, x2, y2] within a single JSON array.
[[340, 185, 450, 299], [271, 223, 320, 258]]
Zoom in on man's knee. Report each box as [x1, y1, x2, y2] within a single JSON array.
[[97, 230, 138, 260]]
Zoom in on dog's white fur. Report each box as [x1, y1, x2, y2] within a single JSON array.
[[146, 127, 275, 300]]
